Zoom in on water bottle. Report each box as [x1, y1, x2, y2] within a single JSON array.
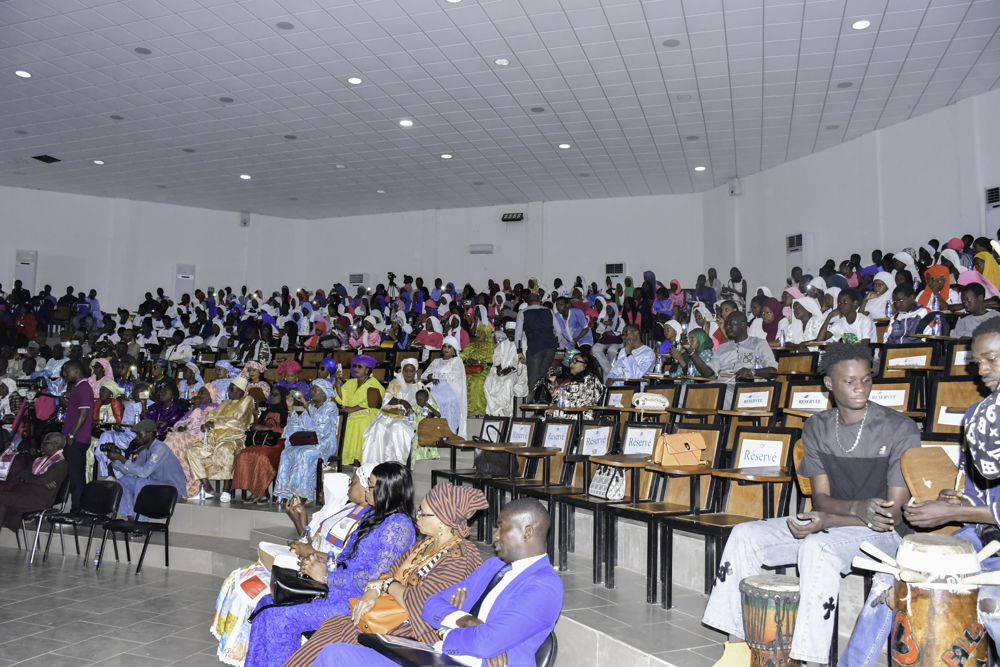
[[686, 360, 695, 376], [777, 329, 786, 347], [933, 315, 941, 336], [558, 389, 566, 408], [931, 295, 940, 312], [753, 354, 762, 371], [655, 356, 663, 374], [885, 302, 894, 318], [422, 406, 429, 417]]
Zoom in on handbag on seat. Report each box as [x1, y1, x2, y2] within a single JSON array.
[[652, 432, 707, 467]]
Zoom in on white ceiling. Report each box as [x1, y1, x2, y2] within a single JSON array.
[[1, 0, 999, 220]]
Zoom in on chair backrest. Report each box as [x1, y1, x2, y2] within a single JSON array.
[[248, 387, 269, 405], [395, 350, 420, 369], [480, 417, 509, 443], [792, 439, 811, 513], [720, 427, 798, 518], [370, 367, 388, 382], [947, 342, 974, 376], [869, 377, 919, 413], [366, 349, 388, 364], [299, 369, 318, 381], [263, 368, 281, 383], [603, 386, 634, 409], [776, 352, 818, 375], [333, 350, 355, 368], [618, 421, 666, 498], [535, 631, 557, 667], [508, 418, 542, 447], [731, 381, 780, 413], [273, 351, 297, 363], [878, 343, 938, 379], [80, 480, 123, 516], [658, 423, 725, 510], [784, 382, 830, 411], [901, 446, 961, 504], [675, 383, 726, 424], [643, 382, 677, 424], [302, 351, 326, 368], [925, 377, 990, 438], [535, 418, 576, 483], [52, 474, 72, 510], [202, 368, 218, 383], [133, 484, 179, 521]]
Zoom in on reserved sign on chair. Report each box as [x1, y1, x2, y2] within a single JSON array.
[[736, 439, 784, 467]]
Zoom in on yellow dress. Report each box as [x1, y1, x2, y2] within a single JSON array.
[[185, 396, 255, 481], [335, 377, 385, 465]]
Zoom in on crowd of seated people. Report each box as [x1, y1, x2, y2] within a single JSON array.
[[1, 233, 1000, 665]]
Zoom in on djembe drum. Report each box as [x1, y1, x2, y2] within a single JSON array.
[[740, 574, 801, 667], [891, 534, 986, 667]]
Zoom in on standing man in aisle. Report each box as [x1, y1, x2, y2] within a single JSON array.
[[515, 292, 563, 394], [60, 359, 94, 512]]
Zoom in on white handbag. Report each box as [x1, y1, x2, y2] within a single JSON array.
[[631, 392, 670, 411], [589, 465, 626, 500]]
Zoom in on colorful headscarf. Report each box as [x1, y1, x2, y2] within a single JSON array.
[[793, 296, 823, 320], [442, 335, 462, 353], [215, 360, 239, 378], [959, 271, 1000, 300], [946, 238, 964, 251], [976, 252, 1000, 289], [276, 359, 302, 375], [320, 357, 337, 377], [760, 298, 784, 342], [311, 379, 334, 400], [351, 355, 377, 370], [918, 265, 951, 307], [241, 360, 266, 378], [423, 482, 489, 538], [940, 248, 968, 274], [99, 380, 123, 398], [680, 328, 713, 366]]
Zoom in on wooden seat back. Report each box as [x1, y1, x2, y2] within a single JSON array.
[[724, 381, 781, 451], [792, 439, 811, 512], [878, 343, 937, 379], [302, 351, 326, 368], [248, 387, 268, 405], [273, 351, 297, 363], [774, 351, 819, 406], [925, 377, 989, 438], [677, 384, 725, 424], [616, 422, 666, 499], [947, 342, 974, 377], [782, 382, 830, 430], [645, 383, 677, 424], [901, 446, 965, 535], [719, 427, 797, 518], [869, 377, 919, 414], [333, 350, 355, 368]]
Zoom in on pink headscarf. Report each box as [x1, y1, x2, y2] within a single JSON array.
[[958, 271, 1000, 300], [781, 287, 804, 319], [946, 238, 965, 251], [87, 359, 114, 394]]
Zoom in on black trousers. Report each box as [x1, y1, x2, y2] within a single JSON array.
[[525, 347, 557, 397], [64, 440, 88, 512]]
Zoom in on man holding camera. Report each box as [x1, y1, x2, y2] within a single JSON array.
[[104, 419, 187, 519]]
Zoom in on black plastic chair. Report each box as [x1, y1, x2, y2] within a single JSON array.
[[356, 631, 557, 667], [43, 480, 122, 564], [96, 483, 177, 574], [17, 474, 71, 563]]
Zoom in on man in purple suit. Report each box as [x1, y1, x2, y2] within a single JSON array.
[[314, 498, 563, 667]]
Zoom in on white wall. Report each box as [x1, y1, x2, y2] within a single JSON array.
[[702, 87, 1000, 292], [2, 88, 998, 308]]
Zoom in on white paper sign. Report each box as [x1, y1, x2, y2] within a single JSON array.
[[481, 421, 504, 443], [790, 391, 829, 409], [581, 427, 612, 456], [623, 427, 659, 454], [955, 350, 972, 366], [509, 424, 532, 446], [869, 389, 905, 407], [938, 406, 966, 426], [736, 439, 784, 467], [737, 391, 769, 408], [544, 424, 570, 449], [607, 393, 624, 407], [888, 355, 927, 368]]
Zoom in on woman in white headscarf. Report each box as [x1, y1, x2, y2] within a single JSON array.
[[939, 248, 968, 287], [361, 359, 434, 466], [690, 302, 720, 349], [423, 336, 468, 438], [860, 271, 894, 317], [788, 297, 825, 350], [483, 322, 529, 417]]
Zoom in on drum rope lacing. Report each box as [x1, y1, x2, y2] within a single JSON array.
[[835, 401, 870, 454]]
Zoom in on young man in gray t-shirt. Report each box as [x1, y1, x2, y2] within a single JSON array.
[[702, 343, 920, 667]]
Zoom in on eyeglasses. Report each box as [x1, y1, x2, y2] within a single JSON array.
[[416, 508, 435, 519]]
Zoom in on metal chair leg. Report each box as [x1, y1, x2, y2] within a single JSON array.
[[29, 515, 45, 563], [83, 525, 97, 565], [124, 532, 132, 562], [43, 522, 56, 561], [135, 532, 152, 574], [164, 529, 169, 568], [646, 521, 658, 604], [95, 529, 110, 570]]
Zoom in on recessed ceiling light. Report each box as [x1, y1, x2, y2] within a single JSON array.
[[685, 135, 700, 141], [441, 154, 453, 159], [347, 77, 363, 85], [852, 20, 871, 30], [558, 143, 571, 149], [14, 130, 28, 135], [284, 134, 298, 140], [676, 94, 692, 101], [219, 96, 234, 103], [335, 164, 346, 169], [579, 173, 591, 177], [93, 160, 105, 165], [694, 166, 706, 172], [446, 0, 462, 3], [530, 106, 546, 113], [134, 47, 152, 55], [836, 82, 853, 89], [662, 39, 681, 47], [109, 115, 124, 120], [473, 181, 484, 185], [239, 174, 251, 180], [276, 21, 294, 30], [825, 124, 841, 130], [182, 148, 195, 153], [495, 59, 510, 66], [288, 197, 298, 201], [399, 120, 414, 127], [14, 70, 31, 78], [376, 189, 386, 194]]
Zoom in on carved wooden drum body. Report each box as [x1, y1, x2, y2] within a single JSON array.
[[740, 574, 802, 667]]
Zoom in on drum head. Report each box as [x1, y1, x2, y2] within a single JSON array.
[[740, 573, 800, 593], [895, 533, 981, 576]]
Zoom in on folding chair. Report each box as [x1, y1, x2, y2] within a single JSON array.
[[43, 480, 123, 564], [17, 475, 71, 563], [96, 484, 178, 574]]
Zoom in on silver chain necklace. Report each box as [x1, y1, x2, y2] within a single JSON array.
[[835, 401, 870, 454]]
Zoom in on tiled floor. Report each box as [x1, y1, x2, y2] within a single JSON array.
[[0, 546, 224, 667]]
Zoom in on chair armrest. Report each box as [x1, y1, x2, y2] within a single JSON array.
[[645, 463, 714, 476], [507, 447, 560, 457], [712, 466, 792, 482], [717, 410, 774, 418], [589, 454, 650, 468], [564, 454, 593, 463], [665, 407, 719, 416]]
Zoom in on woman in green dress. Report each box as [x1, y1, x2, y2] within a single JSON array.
[[333, 354, 385, 466], [460, 324, 494, 418]]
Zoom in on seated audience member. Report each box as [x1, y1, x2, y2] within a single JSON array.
[[885, 284, 935, 343], [349, 317, 382, 349], [841, 319, 1000, 665], [144, 382, 186, 440], [362, 358, 434, 467], [160, 329, 193, 365], [668, 328, 715, 383], [651, 286, 675, 341], [243, 462, 417, 667], [273, 381, 339, 502], [592, 302, 624, 376], [952, 283, 1000, 339], [484, 323, 528, 417], [547, 351, 603, 420], [85, 379, 125, 482], [176, 362, 204, 401], [211, 360, 239, 397], [163, 384, 221, 497], [287, 483, 488, 666], [232, 386, 289, 503], [213, 469, 372, 667], [554, 296, 593, 354], [859, 272, 894, 318], [105, 419, 187, 518], [230, 322, 272, 366], [274, 359, 311, 400], [787, 297, 824, 350], [241, 361, 271, 399], [0, 432, 67, 535], [688, 312, 776, 381], [702, 343, 919, 667], [918, 264, 961, 310], [423, 339, 467, 439], [461, 324, 494, 418], [607, 324, 655, 380], [817, 288, 877, 345], [186, 377, 255, 502]]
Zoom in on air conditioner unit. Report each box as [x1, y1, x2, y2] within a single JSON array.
[[469, 244, 494, 255], [987, 187, 1000, 237], [785, 232, 815, 279], [348, 273, 371, 291], [14, 250, 37, 295], [604, 262, 626, 289]]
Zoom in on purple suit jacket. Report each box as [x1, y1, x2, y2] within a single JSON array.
[[423, 556, 563, 667]]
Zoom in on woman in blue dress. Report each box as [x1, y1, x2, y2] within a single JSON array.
[[273, 379, 339, 501], [243, 461, 416, 667]]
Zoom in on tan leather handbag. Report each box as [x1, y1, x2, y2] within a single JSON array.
[[653, 432, 707, 467], [348, 593, 409, 634]]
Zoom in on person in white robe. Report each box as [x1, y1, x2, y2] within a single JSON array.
[[423, 335, 468, 438], [360, 358, 435, 466], [483, 322, 528, 417]]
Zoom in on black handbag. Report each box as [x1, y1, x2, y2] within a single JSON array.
[[473, 423, 508, 479], [530, 379, 552, 406], [245, 430, 279, 447], [247, 565, 329, 623]]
